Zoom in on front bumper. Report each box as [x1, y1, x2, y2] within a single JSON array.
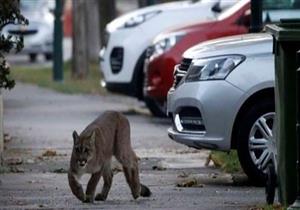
[[167, 80, 245, 151], [22, 40, 53, 54], [100, 27, 145, 84], [168, 128, 224, 150]]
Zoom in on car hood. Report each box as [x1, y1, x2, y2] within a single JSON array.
[[107, 0, 218, 32], [183, 33, 273, 59], [159, 19, 217, 39]]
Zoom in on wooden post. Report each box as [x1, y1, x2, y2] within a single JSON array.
[[85, 0, 100, 62], [0, 92, 3, 165]]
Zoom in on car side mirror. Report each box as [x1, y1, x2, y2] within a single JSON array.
[[211, 2, 222, 13], [49, 8, 55, 14]]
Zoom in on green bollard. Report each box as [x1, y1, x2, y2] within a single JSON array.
[[288, 50, 300, 210], [53, 0, 63, 82], [266, 19, 300, 207]]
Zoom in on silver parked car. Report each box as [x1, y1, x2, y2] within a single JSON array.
[[167, 33, 276, 184], [3, 0, 54, 62]]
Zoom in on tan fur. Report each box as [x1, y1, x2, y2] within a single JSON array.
[[68, 111, 151, 203]]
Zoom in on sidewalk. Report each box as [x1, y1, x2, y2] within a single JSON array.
[[0, 83, 265, 209]]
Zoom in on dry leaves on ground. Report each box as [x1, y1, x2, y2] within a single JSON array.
[[42, 150, 57, 157], [176, 178, 205, 188]]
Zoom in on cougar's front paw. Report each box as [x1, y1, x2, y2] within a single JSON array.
[[76, 191, 86, 202], [95, 193, 107, 201], [83, 194, 94, 203]]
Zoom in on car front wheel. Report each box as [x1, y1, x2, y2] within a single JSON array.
[[29, 53, 37, 63], [44, 53, 53, 61], [237, 98, 275, 185], [144, 97, 167, 118]]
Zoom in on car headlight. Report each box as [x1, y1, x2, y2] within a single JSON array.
[[150, 32, 186, 59], [185, 55, 245, 82], [124, 10, 161, 28]]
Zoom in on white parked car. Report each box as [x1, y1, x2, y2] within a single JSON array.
[[99, 0, 237, 100], [4, 0, 54, 62], [167, 33, 275, 184]]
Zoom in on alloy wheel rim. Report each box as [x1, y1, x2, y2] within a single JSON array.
[[248, 112, 276, 173]]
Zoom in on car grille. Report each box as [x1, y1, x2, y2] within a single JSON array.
[[173, 58, 192, 88], [8, 29, 38, 36], [110, 47, 124, 74]]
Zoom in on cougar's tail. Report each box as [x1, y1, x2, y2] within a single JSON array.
[[140, 184, 151, 197]]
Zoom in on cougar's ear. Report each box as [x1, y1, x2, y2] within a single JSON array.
[[72, 130, 79, 144], [90, 130, 96, 145]]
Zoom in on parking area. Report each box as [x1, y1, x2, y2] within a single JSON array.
[[0, 83, 266, 209]]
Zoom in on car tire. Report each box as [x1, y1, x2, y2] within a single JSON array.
[[29, 53, 37, 63], [44, 53, 53, 61], [144, 97, 167, 118], [236, 98, 275, 186]]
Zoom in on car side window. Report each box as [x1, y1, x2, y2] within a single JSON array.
[[263, 0, 300, 9]]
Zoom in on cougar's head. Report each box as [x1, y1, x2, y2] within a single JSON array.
[[72, 130, 96, 168]]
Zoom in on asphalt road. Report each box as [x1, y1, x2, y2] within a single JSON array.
[[0, 82, 268, 210]]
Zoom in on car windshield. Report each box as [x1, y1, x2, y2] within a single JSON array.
[[20, 0, 46, 11], [217, 0, 249, 20], [263, 0, 300, 9]]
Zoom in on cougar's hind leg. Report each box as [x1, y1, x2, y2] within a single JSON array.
[[120, 153, 141, 199], [95, 161, 113, 201], [85, 170, 102, 203], [115, 114, 144, 199]]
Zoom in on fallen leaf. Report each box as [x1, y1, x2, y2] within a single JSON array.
[[4, 133, 12, 143], [205, 153, 212, 166], [6, 158, 23, 165], [210, 173, 218, 179], [53, 168, 67, 173], [112, 165, 123, 174], [122, 108, 139, 115], [26, 159, 35, 164], [152, 162, 166, 171], [177, 178, 205, 188], [177, 171, 189, 178], [209, 154, 223, 168], [37, 156, 44, 161], [10, 166, 25, 173], [42, 150, 57, 157]]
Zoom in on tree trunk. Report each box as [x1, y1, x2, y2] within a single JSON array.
[[99, 0, 116, 46], [85, 0, 100, 62], [72, 0, 88, 79]]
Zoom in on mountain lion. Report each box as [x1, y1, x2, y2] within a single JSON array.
[[68, 111, 151, 203]]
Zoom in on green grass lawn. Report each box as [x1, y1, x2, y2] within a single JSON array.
[[210, 150, 242, 173], [10, 62, 106, 95]]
